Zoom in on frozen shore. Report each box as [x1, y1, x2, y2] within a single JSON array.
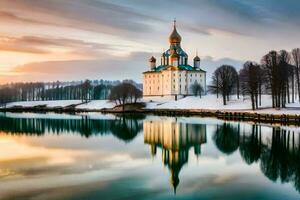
[[1, 95, 299, 115]]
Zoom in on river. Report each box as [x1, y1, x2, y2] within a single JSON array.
[[0, 112, 299, 200]]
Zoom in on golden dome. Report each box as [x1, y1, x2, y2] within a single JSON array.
[[169, 20, 181, 45]]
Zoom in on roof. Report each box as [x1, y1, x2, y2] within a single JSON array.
[[194, 55, 200, 61], [149, 56, 156, 62], [163, 46, 187, 57], [143, 65, 206, 73]]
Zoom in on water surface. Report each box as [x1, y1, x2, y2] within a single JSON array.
[[0, 112, 299, 200]]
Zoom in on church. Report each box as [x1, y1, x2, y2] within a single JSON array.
[[143, 21, 206, 99]]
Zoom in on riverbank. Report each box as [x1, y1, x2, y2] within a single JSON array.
[[1, 105, 300, 126], [1, 95, 300, 125]]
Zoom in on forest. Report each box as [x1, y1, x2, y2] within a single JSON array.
[[209, 48, 300, 110], [0, 79, 142, 107]]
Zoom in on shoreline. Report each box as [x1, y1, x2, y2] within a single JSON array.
[[1, 106, 300, 126]]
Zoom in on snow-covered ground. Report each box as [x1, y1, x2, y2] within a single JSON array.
[[0, 112, 116, 120], [1, 95, 300, 115], [76, 100, 114, 110], [3, 100, 82, 108], [145, 95, 272, 110], [144, 95, 300, 115]]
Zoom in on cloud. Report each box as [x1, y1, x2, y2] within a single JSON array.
[[2, 0, 300, 39], [0, 0, 163, 38], [0, 0, 300, 84], [7, 51, 152, 82], [0, 11, 47, 25], [2, 52, 244, 84], [0, 35, 122, 56], [2, 0, 300, 48]]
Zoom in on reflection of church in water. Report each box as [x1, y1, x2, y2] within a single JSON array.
[[144, 118, 207, 193]]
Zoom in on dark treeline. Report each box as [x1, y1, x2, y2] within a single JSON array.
[[209, 48, 300, 110], [0, 114, 145, 141], [213, 123, 300, 193], [0, 79, 141, 106]]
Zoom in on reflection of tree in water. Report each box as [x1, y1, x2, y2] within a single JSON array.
[[110, 115, 143, 142], [0, 114, 144, 142], [260, 128, 300, 192], [144, 120, 207, 193], [213, 123, 300, 193], [239, 125, 262, 165], [213, 123, 240, 155]]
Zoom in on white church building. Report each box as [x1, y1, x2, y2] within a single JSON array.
[[143, 21, 206, 99]]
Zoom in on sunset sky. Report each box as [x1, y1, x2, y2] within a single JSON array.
[[0, 0, 300, 83]]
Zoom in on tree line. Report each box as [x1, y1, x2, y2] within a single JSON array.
[[0, 80, 111, 106], [0, 79, 142, 106], [209, 48, 300, 110]]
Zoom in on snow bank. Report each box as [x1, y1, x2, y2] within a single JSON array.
[[146, 95, 272, 110], [4, 100, 82, 108], [1, 99, 115, 110], [0, 112, 116, 120], [76, 100, 114, 110], [145, 95, 300, 115], [1, 95, 299, 115]]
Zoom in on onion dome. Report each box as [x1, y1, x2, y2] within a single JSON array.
[[149, 56, 156, 62], [194, 55, 200, 61], [169, 20, 181, 45]]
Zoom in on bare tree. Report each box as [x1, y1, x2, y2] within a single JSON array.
[[209, 65, 238, 105], [239, 61, 262, 110], [109, 83, 142, 111], [190, 82, 204, 98], [261, 50, 292, 108], [292, 48, 300, 102], [81, 80, 92, 103], [261, 51, 280, 108]]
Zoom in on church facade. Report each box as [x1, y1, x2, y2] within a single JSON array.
[[143, 21, 206, 98]]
